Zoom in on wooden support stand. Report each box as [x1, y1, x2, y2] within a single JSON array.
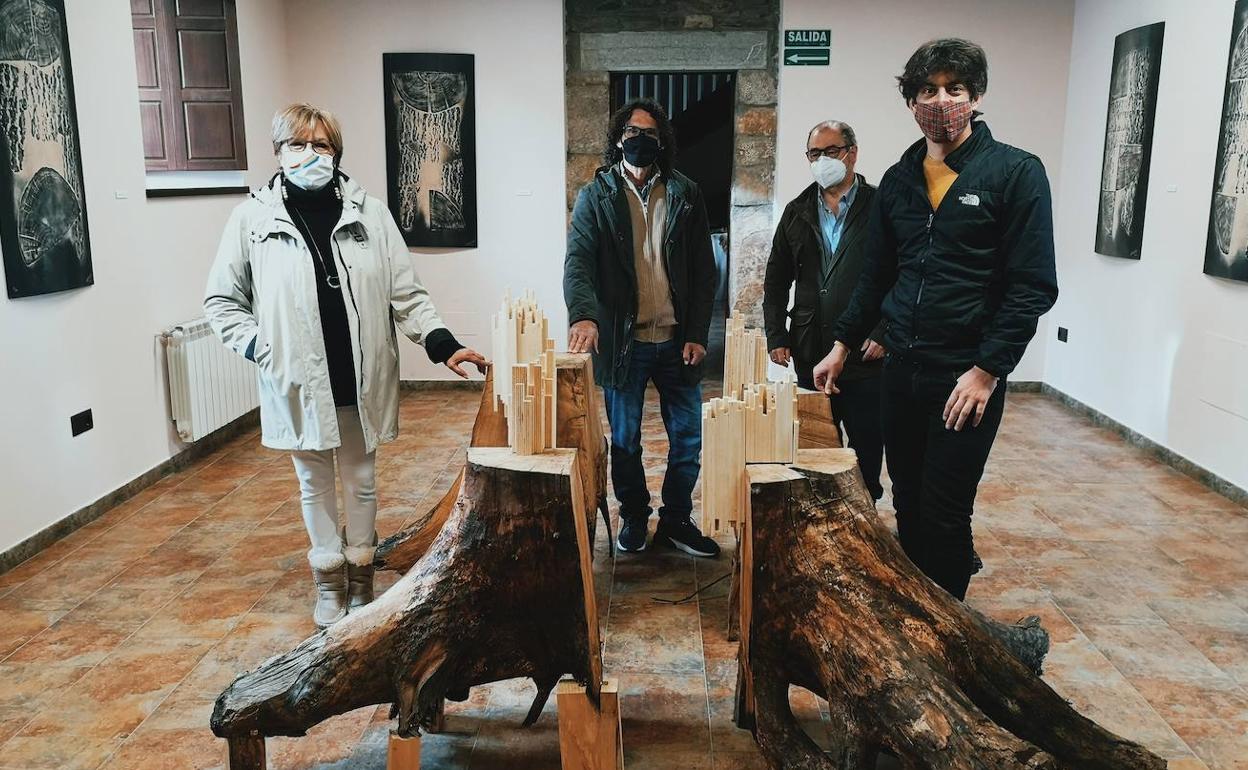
[[224, 732, 265, 770], [556, 678, 623, 770], [386, 730, 421, 770], [794, 386, 841, 450]]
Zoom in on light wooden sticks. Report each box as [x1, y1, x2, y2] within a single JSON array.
[[490, 290, 561, 455], [723, 315, 769, 400], [702, 378, 800, 537], [700, 397, 747, 537], [491, 289, 551, 419], [742, 381, 799, 465], [510, 343, 559, 455]]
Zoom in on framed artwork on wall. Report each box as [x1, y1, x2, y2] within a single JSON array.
[[0, 0, 93, 298], [1095, 21, 1164, 260], [382, 52, 478, 249], [1207, 0, 1248, 282]]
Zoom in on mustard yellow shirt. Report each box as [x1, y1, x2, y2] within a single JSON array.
[[923, 156, 958, 210]]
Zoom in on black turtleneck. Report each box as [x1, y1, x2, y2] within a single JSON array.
[[281, 178, 467, 402], [283, 178, 357, 408]]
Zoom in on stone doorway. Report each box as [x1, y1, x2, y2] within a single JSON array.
[[564, 2, 780, 337]]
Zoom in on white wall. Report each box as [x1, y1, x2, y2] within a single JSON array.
[[283, 0, 569, 381], [0, 0, 291, 552], [776, 0, 1076, 382], [0, 0, 569, 554], [1046, 0, 1248, 490]]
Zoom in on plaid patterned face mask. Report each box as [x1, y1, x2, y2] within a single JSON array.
[[913, 100, 974, 143]]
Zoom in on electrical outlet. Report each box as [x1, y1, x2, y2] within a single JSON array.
[[71, 408, 93, 436], [1057, 327, 1068, 343]]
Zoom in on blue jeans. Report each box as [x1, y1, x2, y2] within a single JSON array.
[[602, 339, 702, 522]]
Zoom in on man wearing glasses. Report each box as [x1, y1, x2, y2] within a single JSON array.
[[814, 39, 1058, 600], [564, 98, 720, 558], [763, 120, 886, 501]]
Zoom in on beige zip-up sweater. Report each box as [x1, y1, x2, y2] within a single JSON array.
[[619, 167, 677, 343]]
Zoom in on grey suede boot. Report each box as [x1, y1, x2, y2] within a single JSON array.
[[344, 531, 378, 611], [308, 548, 347, 628]]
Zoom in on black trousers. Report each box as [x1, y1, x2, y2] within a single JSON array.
[[796, 362, 885, 502], [881, 355, 1005, 600]]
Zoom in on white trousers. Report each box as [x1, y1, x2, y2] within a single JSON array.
[[290, 407, 377, 567]]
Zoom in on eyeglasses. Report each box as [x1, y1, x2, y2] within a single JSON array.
[[806, 143, 854, 161], [622, 125, 660, 140], [285, 140, 335, 156]]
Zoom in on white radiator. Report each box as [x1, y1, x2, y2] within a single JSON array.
[[162, 317, 260, 442]]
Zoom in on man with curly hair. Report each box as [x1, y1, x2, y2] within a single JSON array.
[[564, 98, 719, 558]]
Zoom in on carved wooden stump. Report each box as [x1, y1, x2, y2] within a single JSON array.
[[735, 449, 1166, 769], [727, 391, 840, 642], [212, 447, 602, 745], [376, 355, 609, 574]]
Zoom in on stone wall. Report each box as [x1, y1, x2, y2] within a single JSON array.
[[564, 0, 779, 326]]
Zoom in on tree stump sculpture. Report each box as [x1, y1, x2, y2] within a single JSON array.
[[211, 448, 604, 764], [735, 449, 1166, 769], [375, 354, 609, 574], [726, 389, 840, 642]]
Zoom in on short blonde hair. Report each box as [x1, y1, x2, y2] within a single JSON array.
[[271, 103, 344, 157]]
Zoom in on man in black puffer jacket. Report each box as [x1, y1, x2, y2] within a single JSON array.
[[815, 39, 1058, 600]]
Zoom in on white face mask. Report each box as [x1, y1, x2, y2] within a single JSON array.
[[810, 156, 848, 189], [280, 146, 335, 191]]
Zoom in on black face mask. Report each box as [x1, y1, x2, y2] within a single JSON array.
[[621, 134, 661, 168]]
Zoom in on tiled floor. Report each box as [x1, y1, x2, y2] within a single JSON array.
[[1, 386, 1246, 769]]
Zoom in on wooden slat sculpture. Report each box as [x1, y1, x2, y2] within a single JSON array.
[[701, 378, 801, 538], [742, 381, 799, 464], [723, 314, 768, 400], [491, 289, 551, 423], [700, 397, 746, 538], [733, 449, 1166, 769], [510, 344, 558, 455]]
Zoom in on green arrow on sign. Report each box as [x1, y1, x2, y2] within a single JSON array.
[[784, 48, 830, 65]]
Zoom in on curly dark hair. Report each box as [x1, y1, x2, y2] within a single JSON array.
[[896, 38, 988, 104], [602, 98, 677, 174]]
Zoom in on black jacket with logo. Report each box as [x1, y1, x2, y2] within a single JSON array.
[[833, 122, 1058, 377], [763, 175, 882, 382], [563, 166, 717, 389]]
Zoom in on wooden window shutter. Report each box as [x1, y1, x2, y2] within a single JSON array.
[[132, 0, 248, 171]]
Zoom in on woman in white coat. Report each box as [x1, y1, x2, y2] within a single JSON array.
[[205, 104, 486, 628]]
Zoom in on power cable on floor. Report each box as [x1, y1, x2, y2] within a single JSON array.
[[650, 572, 732, 605]]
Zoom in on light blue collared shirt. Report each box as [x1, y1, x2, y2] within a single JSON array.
[[816, 177, 859, 262]]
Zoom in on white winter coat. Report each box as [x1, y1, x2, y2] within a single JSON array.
[[204, 175, 446, 453]]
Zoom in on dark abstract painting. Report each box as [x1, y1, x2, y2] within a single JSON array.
[[383, 53, 477, 248], [1095, 22, 1164, 260], [1207, 0, 1248, 282], [0, 0, 92, 298]]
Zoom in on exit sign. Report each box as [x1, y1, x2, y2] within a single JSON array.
[[784, 29, 830, 66]]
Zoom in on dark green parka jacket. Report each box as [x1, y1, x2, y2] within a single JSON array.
[[563, 166, 717, 389]]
